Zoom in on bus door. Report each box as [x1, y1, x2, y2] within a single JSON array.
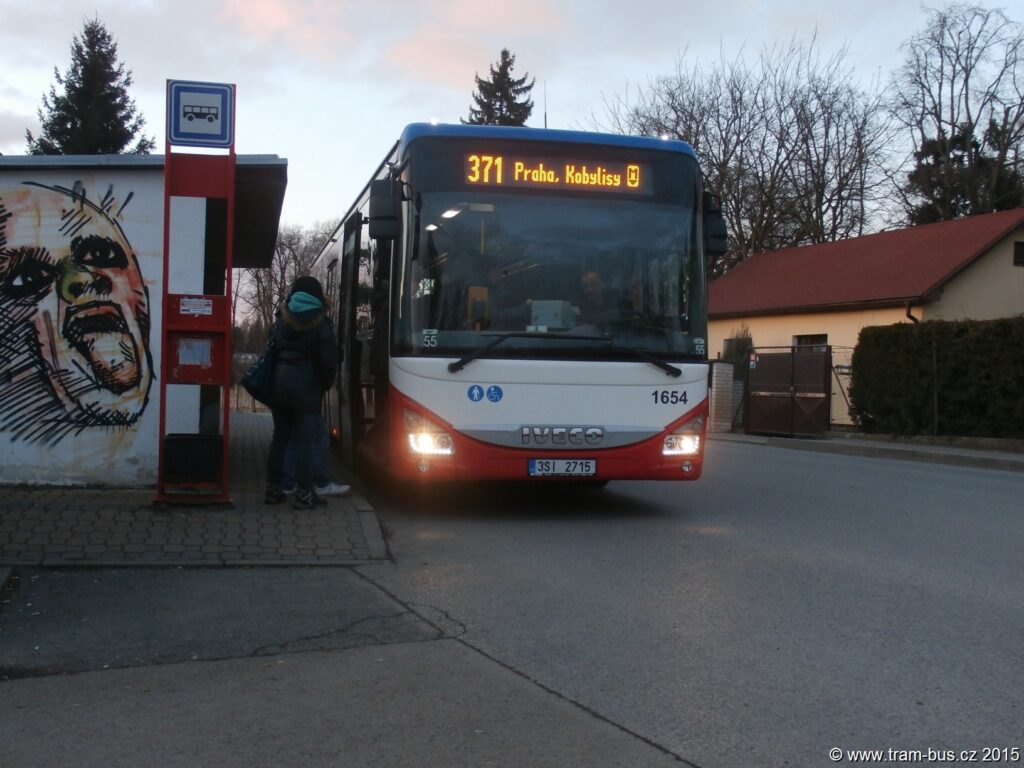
[[337, 211, 366, 467], [321, 256, 340, 442], [365, 238, 392, 459], [354, 203, 395, 468]]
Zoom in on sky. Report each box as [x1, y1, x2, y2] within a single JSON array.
[[0, 0, 1003, 228]]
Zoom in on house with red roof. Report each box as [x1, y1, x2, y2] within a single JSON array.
[[708, 208, 1024, 425]]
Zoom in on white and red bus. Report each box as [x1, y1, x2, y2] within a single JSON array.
[[318, 123, 727, 483]]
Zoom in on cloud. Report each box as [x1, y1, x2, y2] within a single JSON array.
[[0, 80, 33, 102], [0, 111, 33, 155], [381, 0, 567, 90], [215, 0, 356, 62]]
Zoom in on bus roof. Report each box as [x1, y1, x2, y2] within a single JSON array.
[[398, 123, 697, 160]]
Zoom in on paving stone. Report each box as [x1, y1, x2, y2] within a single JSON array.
[[0, 412, 386, 567]]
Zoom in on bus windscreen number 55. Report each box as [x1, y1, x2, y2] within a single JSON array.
[[467, 154, 504, 185]]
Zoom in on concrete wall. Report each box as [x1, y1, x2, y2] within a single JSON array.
[[0, 169, 181, 485], [923, 225, 1024, 321], [708, 362, 734, 433]]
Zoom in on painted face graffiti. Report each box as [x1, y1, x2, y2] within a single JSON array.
[[0, 181, 153, 444]]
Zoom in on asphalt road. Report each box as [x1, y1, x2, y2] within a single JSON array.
[[1, 439, 1021, 767], [361, 439, 1024, 766]]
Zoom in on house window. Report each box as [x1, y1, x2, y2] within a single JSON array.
[[1014, 242, 1024, 267], [793, 333, 828, 353]]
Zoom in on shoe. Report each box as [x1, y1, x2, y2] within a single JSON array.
[[264, 485, 286, 505], [282, 485, 297, 495], [315, 482, 350, 497], [293, 489, 328, 509]]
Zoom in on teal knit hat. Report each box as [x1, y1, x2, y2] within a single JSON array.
[[288, 291, 322, 314], [290, 275, 326, 302]]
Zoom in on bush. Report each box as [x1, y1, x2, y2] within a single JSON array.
[[850, 317, 1024, 437], [722, 322, 753, 385]]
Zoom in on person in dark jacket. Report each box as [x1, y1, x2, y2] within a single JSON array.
[[264, 276, 338, 509]]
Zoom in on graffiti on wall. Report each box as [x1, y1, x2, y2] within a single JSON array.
[[0, 181, 154, 445]]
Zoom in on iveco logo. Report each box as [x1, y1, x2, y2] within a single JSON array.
[[521, 426, 604, 445]]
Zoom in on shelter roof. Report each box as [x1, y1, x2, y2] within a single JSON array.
[[0, 153, 287, 268]]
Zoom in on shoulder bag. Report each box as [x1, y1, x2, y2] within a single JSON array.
[[241, 331, 276, 405]]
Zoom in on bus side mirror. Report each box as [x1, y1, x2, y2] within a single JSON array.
[[368, 179, 401, 240], [702, 191, 728, 258], [705, 212, 728, 257]]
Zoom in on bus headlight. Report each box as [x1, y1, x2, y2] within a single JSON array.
[[663, 434, 701, 456], [408, 432, 454, 456], [663, 416, 704, 456], [404, 410, 455, 456]]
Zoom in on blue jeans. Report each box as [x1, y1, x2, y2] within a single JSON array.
[[283, 415, 332, 489], [266, 408, 321, 492]]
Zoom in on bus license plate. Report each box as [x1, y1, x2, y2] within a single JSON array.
[[528, 459, 596, 477]]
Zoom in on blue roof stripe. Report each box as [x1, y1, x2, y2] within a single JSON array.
[[398, 123, 697, 159]]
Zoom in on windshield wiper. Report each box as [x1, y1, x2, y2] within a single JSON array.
[[447, 331, 607, 373]]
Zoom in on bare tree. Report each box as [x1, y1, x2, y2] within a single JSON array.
[[786, 44, 892, 243], [890, 4, 1024, 222], [598, 39, 890, 276], [235, 220, 338, 343]]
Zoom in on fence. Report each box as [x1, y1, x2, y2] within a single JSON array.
[[711, 346, 858, 435], [229, 385, 269, 413]]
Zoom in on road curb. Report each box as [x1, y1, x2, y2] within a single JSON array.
[[708, 432, 769, 446], [767, 436, 1024, 473], [708, 431, 1024, 473], [352, 493, 388, 560]]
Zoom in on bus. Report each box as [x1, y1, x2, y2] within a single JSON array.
[[317, 123, 727, 483]]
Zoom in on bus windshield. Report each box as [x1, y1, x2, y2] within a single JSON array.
[[395, 190, 705, 360]]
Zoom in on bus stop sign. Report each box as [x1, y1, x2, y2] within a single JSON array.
[[167, 80, 235, 148]]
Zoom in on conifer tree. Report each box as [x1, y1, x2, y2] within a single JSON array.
[[464, 49, 535, 126], [26, 18, 155, 155]]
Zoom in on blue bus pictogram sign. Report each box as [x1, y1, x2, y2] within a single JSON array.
[[167, 80, 235, 148]]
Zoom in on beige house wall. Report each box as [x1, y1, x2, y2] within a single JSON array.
[[922, 225, 1024, 321], [709, 307, 908, 359]]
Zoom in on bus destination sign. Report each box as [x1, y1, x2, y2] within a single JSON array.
[[465, 154, 652, 194]]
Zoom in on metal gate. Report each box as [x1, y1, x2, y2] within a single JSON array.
[[745, 347, 832, 437]]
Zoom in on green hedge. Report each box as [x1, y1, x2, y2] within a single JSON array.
[[850, 317, 1024, 438]]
